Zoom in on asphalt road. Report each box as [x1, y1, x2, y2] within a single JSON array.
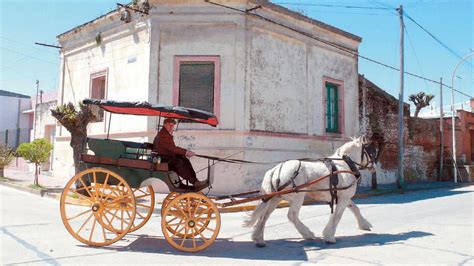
[[1, 185, 473, 265]]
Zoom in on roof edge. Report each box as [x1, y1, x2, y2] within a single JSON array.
[[252, 0, 362, 42]]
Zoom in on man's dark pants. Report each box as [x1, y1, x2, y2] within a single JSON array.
[[162, 155, 197, 184]]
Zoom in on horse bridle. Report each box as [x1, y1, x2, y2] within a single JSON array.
[[357, 142, 381, 170]]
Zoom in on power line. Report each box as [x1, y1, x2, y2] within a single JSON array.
[[403, 11, 471, 67], [0, 46, 58, 65], [404, 21, 430, 92], [273, 2, 394, 10], [206, 1, 472, 99]]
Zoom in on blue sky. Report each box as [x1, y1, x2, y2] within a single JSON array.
[[1, 0, 472, 111]]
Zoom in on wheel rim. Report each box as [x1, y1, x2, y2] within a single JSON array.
[[128, 185, 155, 232], [161, 193, 220, 252], [161, 192, 180, 216], [60, 168, 136, 246]]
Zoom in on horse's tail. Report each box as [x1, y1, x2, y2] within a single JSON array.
[[242, 165, 279, 227], [242, 200, 269, 227]]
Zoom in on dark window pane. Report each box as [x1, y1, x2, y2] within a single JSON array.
[[179, 62, 214, 113]]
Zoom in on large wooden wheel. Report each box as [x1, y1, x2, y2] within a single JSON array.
[[128, 186, 155, 232], [60, 168, 136, 246], [161, 193, 220, 252]]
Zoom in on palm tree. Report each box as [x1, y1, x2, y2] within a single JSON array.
[[408, 92, 435, 118]]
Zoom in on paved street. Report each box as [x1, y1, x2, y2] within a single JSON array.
[[1, 185, 473, 265]]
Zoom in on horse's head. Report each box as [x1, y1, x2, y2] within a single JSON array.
[[340, 136, 380, 172]]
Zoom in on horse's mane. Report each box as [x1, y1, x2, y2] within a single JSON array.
[[333, 137, 359, 158]]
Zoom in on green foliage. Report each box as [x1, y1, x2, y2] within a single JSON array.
[[0, 144, 15, 168], [51, 102, 95, 133], [16, 139, 53, 165]]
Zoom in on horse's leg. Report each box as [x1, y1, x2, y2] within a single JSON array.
[[286, 192, 315, 240], [252, 197, 280, 247], [322, 197, 350, 244], [348, 200, 372, 231]]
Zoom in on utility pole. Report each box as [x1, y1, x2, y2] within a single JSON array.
[[33, 80, 39, 140], [397, 5, 405, 191], [439, 78, 443, 180]]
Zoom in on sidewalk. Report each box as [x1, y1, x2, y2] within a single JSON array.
[[1, 168, 472, 213]]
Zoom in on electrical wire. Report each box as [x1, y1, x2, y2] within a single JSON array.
[[273, 2, 394, 10], [403, 11, 471, 67], [206, 1, 472, 98], [404, 21, 430, 92], [0, 46, 58, 65]]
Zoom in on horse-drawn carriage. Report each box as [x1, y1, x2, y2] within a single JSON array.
[[60, 99, 379, 252]]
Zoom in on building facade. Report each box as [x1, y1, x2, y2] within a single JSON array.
[[55, 0, 362, 194], [0, 90, 32, 149]]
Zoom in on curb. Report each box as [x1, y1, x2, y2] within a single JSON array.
[[0, 181, 61, 200]]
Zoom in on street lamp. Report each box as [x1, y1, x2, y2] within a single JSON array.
[[450, 51, 474, 183]]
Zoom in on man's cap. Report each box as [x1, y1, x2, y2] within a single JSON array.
[[163, 118, 177, 124]]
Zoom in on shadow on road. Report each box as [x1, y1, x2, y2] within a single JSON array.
[[85, 230, 433, 261], [353, 187, 472, 205]]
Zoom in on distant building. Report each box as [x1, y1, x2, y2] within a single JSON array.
[[55, 0, 362, 193], [31, 90, 58, 171], [0, 90, 32, 149]]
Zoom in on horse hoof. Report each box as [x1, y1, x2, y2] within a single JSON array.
[[324, 238, 336, 244], [256, 243, 266, 248]]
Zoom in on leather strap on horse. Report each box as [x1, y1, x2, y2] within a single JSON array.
[[263, 160, 302, 202], [328, 160, 338, 214]]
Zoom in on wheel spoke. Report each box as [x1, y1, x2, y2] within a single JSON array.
[[67, 209, 92, 221], [180, 227, 189, 247], [136, 203, 151, 209], [88, 218, 97, 242], [70, 189, 93, 203], [135, 211, 145, 219], [135, 193, 150, 199], [194, 226, 209, 243], [76, 213, 93, 235], [78, 177, 94, 199]]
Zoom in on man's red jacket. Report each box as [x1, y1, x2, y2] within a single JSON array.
[[153, 127, 187, 157]]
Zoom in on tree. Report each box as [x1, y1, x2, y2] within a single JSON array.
[[408, 92, 435, 118], [51, 102, 95, 174], [16, 139, 53, 186], [0, 144, 15, 177]]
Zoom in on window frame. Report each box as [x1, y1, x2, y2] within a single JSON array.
[[89, 69, 108, 123], [173, 56, 221, 121], [322, 77, 344, 135]]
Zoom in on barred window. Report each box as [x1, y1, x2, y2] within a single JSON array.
[[178, 62, 215, 113]]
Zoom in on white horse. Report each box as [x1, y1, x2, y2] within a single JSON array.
[[243, 136, 377, 247]]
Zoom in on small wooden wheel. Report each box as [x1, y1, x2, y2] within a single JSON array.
[[161, 193, 220, 252], [161, 192, 180, 216], [128, 185, 155, 233], [60, 168, 136, 246]]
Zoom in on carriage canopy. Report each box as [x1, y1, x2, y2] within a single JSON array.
[[83, 98, 218, 126]]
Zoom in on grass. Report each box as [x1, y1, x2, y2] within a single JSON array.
[[0, 176, 10, 181], [28, 184, 45, 190]]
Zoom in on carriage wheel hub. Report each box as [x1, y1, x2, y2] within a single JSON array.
[[92, 203, 101, 212], [188, 220, 196, 227]]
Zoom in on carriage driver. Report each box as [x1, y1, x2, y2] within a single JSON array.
[[153, 118, 207, 187]]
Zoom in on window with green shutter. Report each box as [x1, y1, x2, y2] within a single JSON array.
[[326, 83, 339, 133]]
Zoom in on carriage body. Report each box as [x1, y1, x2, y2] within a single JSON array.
[[81, 138, 169, 188]]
